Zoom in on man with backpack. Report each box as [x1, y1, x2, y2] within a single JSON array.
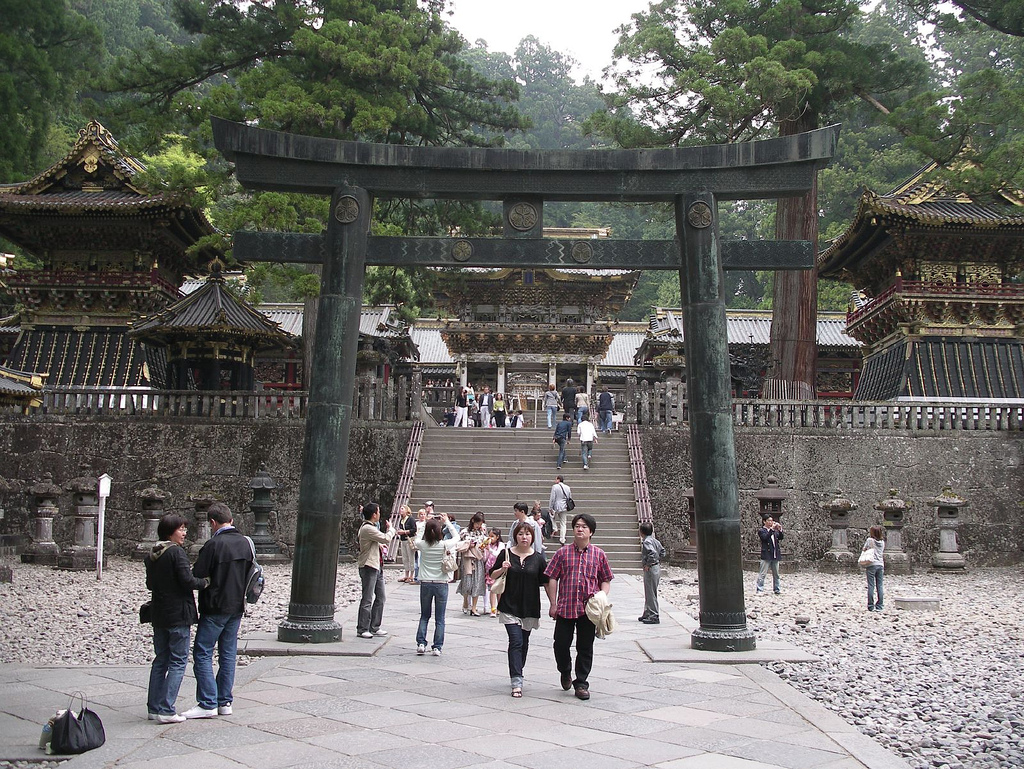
[[182, 502, 252, 719]]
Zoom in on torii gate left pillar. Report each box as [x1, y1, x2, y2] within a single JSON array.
[[279, 187, 369, 641]]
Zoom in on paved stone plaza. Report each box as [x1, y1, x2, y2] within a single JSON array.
[[0, 563, 914, 769]]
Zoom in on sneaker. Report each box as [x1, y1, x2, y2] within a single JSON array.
[[181, 705, 218, 719], [583, 465, 589, 470], [217, 704, 232, 716], [417, 644, 427, 655], [574, 686, 590, 701], [358, 631, 374, 639], [372, 629, 388, 636], [147, 712, 157, 721], [431, 648, 442, 657], [155, 713, 186, 724]]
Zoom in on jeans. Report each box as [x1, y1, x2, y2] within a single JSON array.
[[642, 563, 661, 619], [598, 409, 612, 433], [555, 438, 566, 468], [756, 559, 781, 593], [580, 441, 593, 467], [357, 565, 385, 634], [866, 564, 884, 610], [553, 615, 597, 689], [504, 622, 532, 688], [546, 406, 558, 428], [576, 406, 589, 425], [193, 612, 242, 709], [147, 624, 191, 715], [417, 582, 448, 650]]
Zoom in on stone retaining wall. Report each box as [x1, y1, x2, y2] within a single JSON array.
[[0, 416, 411, 557], [3, 417, 1022, 566], [640, 425, 1024, 566]]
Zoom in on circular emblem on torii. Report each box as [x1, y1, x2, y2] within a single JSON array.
[[687, 201, 713, 229], [451, 239, 474, 262], [507, 202, 538, 231], [334, 195, 360, 224], [570, 242, 593, 264]]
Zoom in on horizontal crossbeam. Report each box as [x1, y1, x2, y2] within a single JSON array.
[[231, 231, 813, 271], [212, 118, 839, 202]]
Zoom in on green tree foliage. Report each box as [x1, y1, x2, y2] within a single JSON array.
[[97, 0, 528, 317], [0, 0, 101, 182]]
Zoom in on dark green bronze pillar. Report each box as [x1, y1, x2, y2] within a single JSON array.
[[279, 187, 369, 642], [676, 192, 756, 652]]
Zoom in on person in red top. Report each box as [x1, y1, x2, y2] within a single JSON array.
[[543, 512, 613, 700]]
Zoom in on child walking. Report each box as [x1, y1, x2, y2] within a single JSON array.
[[483, 528, 503, 616]]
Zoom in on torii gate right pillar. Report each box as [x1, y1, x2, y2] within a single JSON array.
[[677, 192, 756, 651]]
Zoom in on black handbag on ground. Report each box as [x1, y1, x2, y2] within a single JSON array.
[[49, 693, 105, 755]]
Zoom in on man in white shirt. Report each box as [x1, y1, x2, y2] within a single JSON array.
[[508, 501, 545, 554], [577, 414, 598, 470], [549, 475, 572, 545]]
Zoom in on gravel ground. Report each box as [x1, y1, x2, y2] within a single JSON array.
[[3, 558, 1022, 768], [0, 556, 359, 667], [661, 565, 1024, 769]]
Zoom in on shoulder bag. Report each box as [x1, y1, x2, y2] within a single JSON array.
[[49, 693, 105, 755], [560, 483, 576, 511], [857, 549, 874, 567], [489, 549, 511, 597], [441, 544, 458, 576]]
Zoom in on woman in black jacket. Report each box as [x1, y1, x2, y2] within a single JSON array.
[[490, 522, 548, 698], [145, 513, 209, 723]]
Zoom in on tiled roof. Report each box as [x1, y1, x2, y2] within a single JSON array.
[[600, 329, 647, 367], [132, 270, 291, 345], [4, 327, 150, 387], [0, 364, 44, 396], [410, 323, 454, 364], [0, 190, 181, 212], [646, 309, 860, 348]]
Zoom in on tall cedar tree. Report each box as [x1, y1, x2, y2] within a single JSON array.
[[596, 0, 925, 396], [100, 0, 527, 317]]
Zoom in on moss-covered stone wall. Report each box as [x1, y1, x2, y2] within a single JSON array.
[[640, 426, 1024, 567], [0, 416, 411, 557]]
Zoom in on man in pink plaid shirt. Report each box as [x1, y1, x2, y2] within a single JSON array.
[[544, 513, 613, 701]]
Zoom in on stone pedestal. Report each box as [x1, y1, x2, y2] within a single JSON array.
[[677, 486, 698, 566], [133, 483, 169, 560], [58, 472, 99, 571], [248, 465, 288, 563], [22, 475, 61, 565], [189, 486, 217, 558], [928, 486, 967, 570], [875, 488, 911, 575], [820, 490, 857, 572]]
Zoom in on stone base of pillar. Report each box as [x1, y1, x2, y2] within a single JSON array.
[[931, 552, 966, 570], [818, 551, 856, 573], [21, 543, 59, 565], [690, 627, 756, 652], [883, 552, 912, 575], [278, 619, 343, 643], [57, 546, 98, 571], [673, 545, 698, 567]]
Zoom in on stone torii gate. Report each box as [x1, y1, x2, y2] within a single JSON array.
[[212, 118, 839, 651]]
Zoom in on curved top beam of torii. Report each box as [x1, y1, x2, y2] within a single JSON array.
[[212, 118, 839, 203]]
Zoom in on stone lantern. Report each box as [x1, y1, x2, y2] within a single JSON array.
[[680, 486, 697, 565], [134, 482, 170, 560], [820, 490, 857, 571], [927, 486, 967, 570], [874, 488, 911, 574], [188, 483, 218, 558], [58, 468, 99, 571], [753, 475, 790, 524], [22, 474, 61, 565], [248, 464, 286, 561]]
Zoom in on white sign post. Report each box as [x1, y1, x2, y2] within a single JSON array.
[[96, 474, 112, 580]]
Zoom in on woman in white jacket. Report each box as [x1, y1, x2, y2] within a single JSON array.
[[861, 525, 885, 612]]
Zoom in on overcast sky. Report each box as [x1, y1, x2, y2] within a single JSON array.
[[446, 0, 654, 82]]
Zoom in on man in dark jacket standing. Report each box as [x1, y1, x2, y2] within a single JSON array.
[[597, 385, 614, 436], [756, 516, 785, 595], [561, 379, 578, 424], [182, 502, 252, 719], [145, 513, 209, 723]]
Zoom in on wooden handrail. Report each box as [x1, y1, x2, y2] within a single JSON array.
[[384, 421, 424, 561], [627, 424, 654, 526]]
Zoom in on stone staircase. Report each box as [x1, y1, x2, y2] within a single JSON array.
[[407, 426, 642, 573]]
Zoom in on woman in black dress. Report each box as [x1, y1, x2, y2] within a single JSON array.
[[490, 521, 548, 697]]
